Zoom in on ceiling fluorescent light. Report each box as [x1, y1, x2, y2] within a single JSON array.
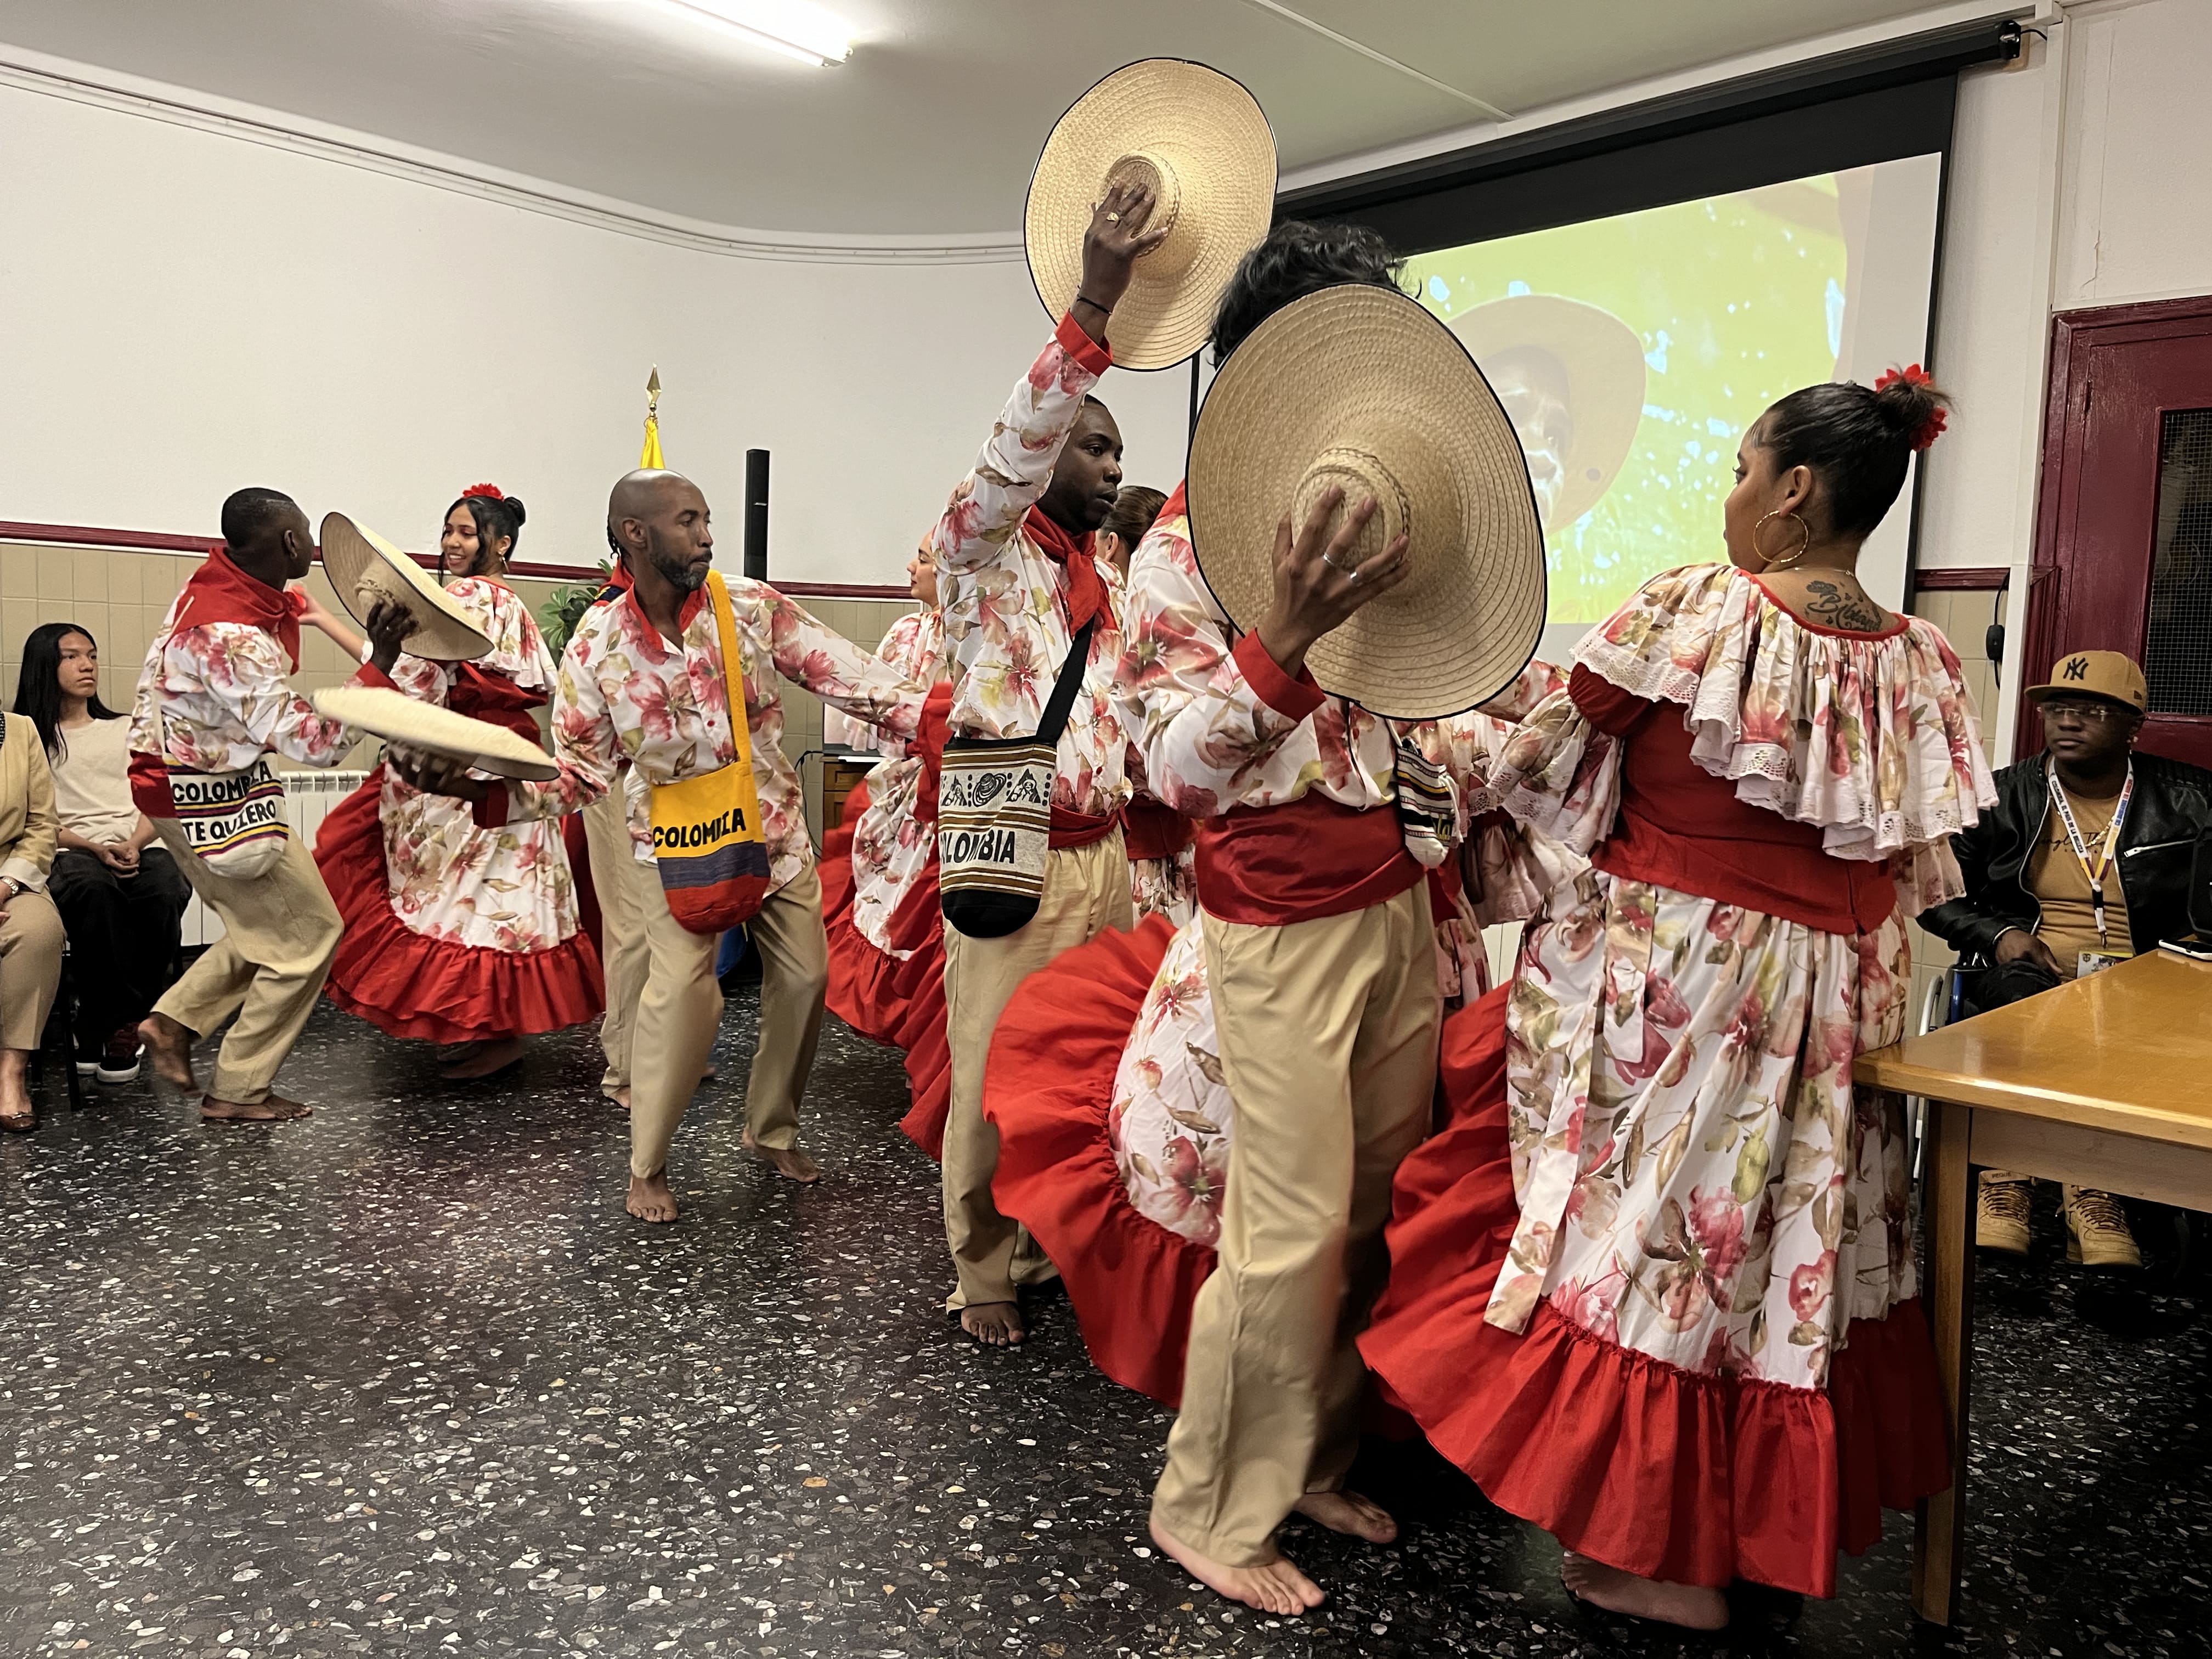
[[652, 0, 851, 64]]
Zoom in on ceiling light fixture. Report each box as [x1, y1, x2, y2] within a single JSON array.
[[649, 0, 852, 65]]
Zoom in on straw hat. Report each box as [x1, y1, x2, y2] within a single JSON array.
[[312, 685, 558, 781], [1024, 59, 1276, 371], [1447, 294, 1647, 528], [1187, 284, 1547, 719], [319, 512, 492, 662]]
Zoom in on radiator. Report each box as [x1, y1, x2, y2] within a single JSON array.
[[179, 769, 371, 947]]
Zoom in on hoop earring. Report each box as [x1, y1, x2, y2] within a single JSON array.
[[1753, 509, 1813, 571]]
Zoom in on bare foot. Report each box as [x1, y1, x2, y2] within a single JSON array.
[[959, 1301, 1026, 1347], [1294, 1489, 1398, 1543], [1148, 1517, 1324, 1616], [603, 1086, 632, 1111], [1560, 1553, 1728, 1630], [201, 1093, 314, 1124], [440, 1037, 523, 1080], [140, 1013, 198, 1091], [627, 1169, 678, 1223], [436, 1041, 483, 1065], [741, 1135, 821, 1183]]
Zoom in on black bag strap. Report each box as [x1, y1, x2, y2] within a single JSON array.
[[1034, 619, 1097, 751]]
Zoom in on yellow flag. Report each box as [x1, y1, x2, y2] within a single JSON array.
[[641, 366, 664, 468]]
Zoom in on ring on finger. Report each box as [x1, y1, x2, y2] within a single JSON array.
[[1321, 549, 1356, 574]]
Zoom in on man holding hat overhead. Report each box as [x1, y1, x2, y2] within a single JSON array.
[[1112, 219, 1547, 1614], [1923, 648, 2212, 1269], [932, 58, 1275, 1352], [129, 488, 419, 1122]]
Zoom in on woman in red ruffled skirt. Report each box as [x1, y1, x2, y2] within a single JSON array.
[[1361, 372, 1991, 1627], [312, 486, 601, 1079]]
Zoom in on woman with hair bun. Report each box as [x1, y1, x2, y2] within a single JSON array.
[[311, 485, 601, 1080], [1359, 368, 1990, 1628]]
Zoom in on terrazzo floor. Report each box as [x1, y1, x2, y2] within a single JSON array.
[[3, 984, 2207, 1659]]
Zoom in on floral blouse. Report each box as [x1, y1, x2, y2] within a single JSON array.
[[1119, 494, 1562, 840], [494, 578, 928, 897], [129, 600, 367, 775], [930, 314, 1132, 821], [1487, 563, 1999, 915], [387, 577, 555, 709]]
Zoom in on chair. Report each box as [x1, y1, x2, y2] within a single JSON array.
[[1908, 953, 1985, 1181]]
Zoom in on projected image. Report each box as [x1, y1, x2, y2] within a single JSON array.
[[1409, 158, 1940, 625]]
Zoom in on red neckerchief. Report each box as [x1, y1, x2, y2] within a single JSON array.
[[449, 664, 548, 744], [1024, 505, 1107, 634], [172, 545, 306, 670], [1159, 480, 1187, 524]]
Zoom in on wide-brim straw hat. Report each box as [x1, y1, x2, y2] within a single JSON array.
[[1188, 284, 1547, 719], [312, 685, 557, 781], [1447, 294, 1647, 528], [1025, 59, 1276, 371], [320, 511, 492, 662]]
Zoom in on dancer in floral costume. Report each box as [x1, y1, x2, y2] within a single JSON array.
[[819, 542, 953, 1154], [984, 670, 1570, 1406], [315, 486, 601, 1080], [1360, 368, 1994, 1628]]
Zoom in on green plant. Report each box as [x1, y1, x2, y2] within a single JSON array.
[[539, 560, 614, 658]]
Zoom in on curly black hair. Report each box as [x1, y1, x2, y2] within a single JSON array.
[[1209, 220, 1405, 366], [1752, 374, 1950, 539]]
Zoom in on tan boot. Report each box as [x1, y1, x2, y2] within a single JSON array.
[[2063, 1186, 2142, 1269], [1976, 1171, 2033, 1255]]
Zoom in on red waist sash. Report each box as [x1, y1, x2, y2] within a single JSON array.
[[1122, 794, 1198, 862], [1049, 804, 1125, 851], [1195, 792, 1423, 927], [449, 664, 548, 746]]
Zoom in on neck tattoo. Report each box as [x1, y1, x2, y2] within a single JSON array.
[[1799, 578, 1884, 632]]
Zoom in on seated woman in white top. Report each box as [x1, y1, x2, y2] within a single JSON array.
[[12, 623, 191, 1084]]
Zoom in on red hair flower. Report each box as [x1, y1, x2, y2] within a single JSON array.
[[1873, 364, 1947, 451], [461, 482, 505, 501]]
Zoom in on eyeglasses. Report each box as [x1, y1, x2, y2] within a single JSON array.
[[2040, 699, 2133, 725]]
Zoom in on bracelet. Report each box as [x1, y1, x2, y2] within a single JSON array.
[[1073, 294, 1111, 316]]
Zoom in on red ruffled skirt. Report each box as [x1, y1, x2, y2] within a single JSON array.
[[1358, 987, 1951, 1598], [314, 766, 604, 1045], [820, 783, 952, 1158], [984, 914, 1211, 1407]]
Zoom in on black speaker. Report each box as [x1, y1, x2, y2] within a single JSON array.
[[743, 449, 770, 581]]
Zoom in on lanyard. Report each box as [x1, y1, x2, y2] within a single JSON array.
[[2047, 763, 2132, 945]]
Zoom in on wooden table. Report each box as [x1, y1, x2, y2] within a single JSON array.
[[1855, 949, 2212, 1626]]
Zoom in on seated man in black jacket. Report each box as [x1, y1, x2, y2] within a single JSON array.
[[1923, 649, 2212, 1269]]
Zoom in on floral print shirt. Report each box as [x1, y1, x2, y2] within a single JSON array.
[[381, 578, 578, 953], [930, 314, 1132, 820], [1119, 491, 1565, 849], [496, 577, 928, 895], [129, 596, 371, 775]]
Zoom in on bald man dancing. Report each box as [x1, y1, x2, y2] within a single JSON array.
[[405, 471, 931, 1221]]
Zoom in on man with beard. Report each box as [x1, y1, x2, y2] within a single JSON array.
[[927, 180, 1164, 1350], [402, 470, 933, 1221]]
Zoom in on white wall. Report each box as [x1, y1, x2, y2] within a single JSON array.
[[1912, 0, 2212, 753], [0, 74, 1193, 585]]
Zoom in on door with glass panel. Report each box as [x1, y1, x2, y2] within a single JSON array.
[[2026, 296, 2212, 768]]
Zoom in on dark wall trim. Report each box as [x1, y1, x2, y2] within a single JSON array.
[[1912, 567, 2010, 591]]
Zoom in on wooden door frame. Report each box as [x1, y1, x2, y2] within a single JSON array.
[[2021, 293, 2212, 761]]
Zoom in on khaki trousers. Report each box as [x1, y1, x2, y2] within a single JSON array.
[[149, 819, 343, 1105], [0, 888, 64, 1051], [1152, 881, 1441, 1567], [941, 830, 1133, 1310], [584, 788, 648, 1098], [613, 847, 830, 1179]]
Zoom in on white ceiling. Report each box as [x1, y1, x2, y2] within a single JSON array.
[[0, 0, 1950, 238]]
